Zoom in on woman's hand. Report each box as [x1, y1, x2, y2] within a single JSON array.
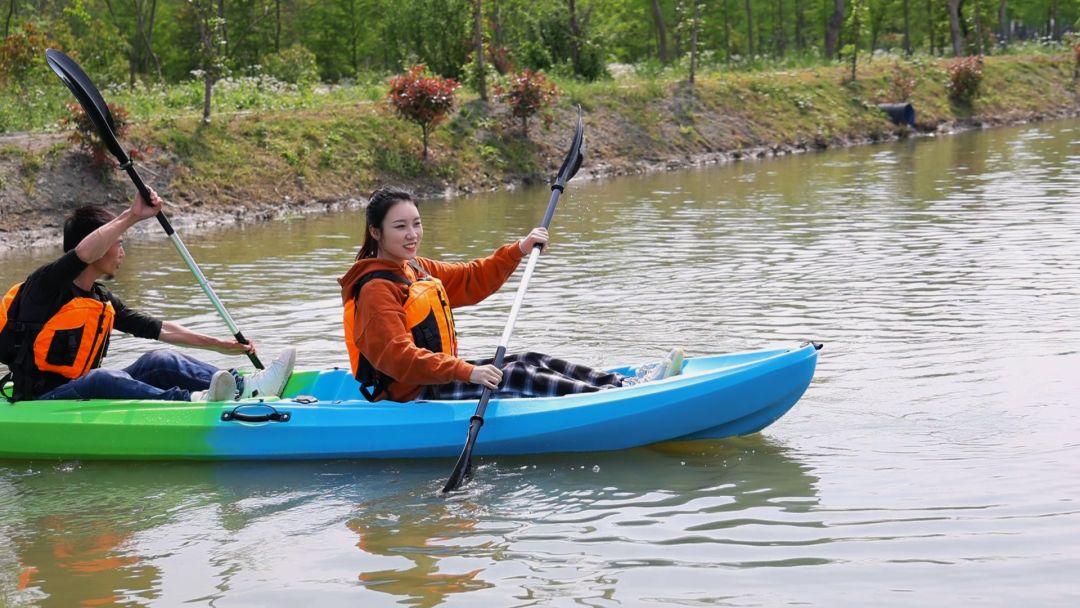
[[469, 364, 503, 390], [518, 227, 549, 255]]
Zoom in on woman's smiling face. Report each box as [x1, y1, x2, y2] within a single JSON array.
[[372, 200, 422, 264]]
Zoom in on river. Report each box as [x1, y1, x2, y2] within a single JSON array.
[[1, 120, 1078, 606]]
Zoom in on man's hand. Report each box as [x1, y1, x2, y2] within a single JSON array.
[[211, 339, 257, 356], [159, 321, 258, 357], [130, 188, 162, 221]]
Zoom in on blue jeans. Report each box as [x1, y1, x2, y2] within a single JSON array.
[[38, 350, 221, 402]]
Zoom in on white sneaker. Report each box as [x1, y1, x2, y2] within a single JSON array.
[[191, 370, 237, 402], [240, 347, 296, 398], [622, 348, 685, 387], [660, 348, 685, 380]]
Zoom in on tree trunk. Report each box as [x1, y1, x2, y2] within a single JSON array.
[[274, 0, 281, 52], [567, 0, 582, 69], [974, 0, 985, 54], [794, 0, 806, 51], [744, 0, 754, 56], [825, 0, 844, 59], [998, 0, 1008, 46], [650, 0, 669, 63], [474, 0, 487, 100], [850, 3, 860, 81], [928, 0, 936, 54], [723, 0, 732, 60], [947, 0, 963, 56], [139, 0, 163, 82], [203, 74, 213, 124], [421, 125, 429, 160], [902, 0, 911, 55], [689, 0, 700, 83], [775, 0, 786, 57], [1049, 0, 1059, 40], [5, 0, 15, 38], [349, 0, 358, 76]]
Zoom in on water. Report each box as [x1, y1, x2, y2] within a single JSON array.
[[2, 120, 1078, 606]]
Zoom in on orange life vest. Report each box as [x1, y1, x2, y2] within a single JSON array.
[[0, 281, 116, 392], [342, 263, 458, 401]]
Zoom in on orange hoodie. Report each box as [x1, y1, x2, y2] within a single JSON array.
[[338, 242, 526, 402]]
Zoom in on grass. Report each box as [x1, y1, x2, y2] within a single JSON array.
[[2, 52, 1075, 213]]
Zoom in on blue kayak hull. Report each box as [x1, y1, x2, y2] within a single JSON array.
[[0, 343, 819, 460], [210, 343, 820, 460]]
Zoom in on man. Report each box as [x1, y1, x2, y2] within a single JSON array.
[[0, 189, 295, 402]]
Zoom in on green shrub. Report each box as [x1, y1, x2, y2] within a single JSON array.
[[263, 44, 320, 86]]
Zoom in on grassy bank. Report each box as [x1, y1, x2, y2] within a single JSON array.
[[1, 54, 1077, 247]]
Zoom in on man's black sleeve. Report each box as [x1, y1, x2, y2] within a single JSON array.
[[21, 250, 87, 306], [109, 292, 163, 340]]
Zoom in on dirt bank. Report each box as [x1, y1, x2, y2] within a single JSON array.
[[2, 55, 1077, 253]]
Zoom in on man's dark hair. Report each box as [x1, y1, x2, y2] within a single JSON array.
[[63, 205, 117, 252]]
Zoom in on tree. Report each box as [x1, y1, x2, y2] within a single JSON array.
[[650, 0, 669, 63], [947, 0, 964, 56], [998, 0, 1008, 47], [826, 0, 845, 59], [744, 0, 754, 56], [903, 0, 912, 55], [189, 0, 228, 124], [794, 0, 807, 50], [387, 64, 460, 160], [474, 0, 487, 100], [686, 0, 701, 83], [844, 0, 869, 81], [103, 0, 164, 84], [4, 0, 15, 38]]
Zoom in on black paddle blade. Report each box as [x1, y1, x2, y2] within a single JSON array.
[[442, 419, 482, 493], [45, 49, 127, 162], [553, 108, 585, 190]]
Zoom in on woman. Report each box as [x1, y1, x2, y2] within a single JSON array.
[[338, 187, 682, 403]]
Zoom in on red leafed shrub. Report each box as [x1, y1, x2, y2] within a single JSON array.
[[387, 65, 460, 160], [946, 55, 983, 105], [61, 102, 145, 170], [495, 69, 559, 135], [0, 23, 56, 92]]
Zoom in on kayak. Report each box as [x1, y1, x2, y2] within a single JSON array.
[[0, 343, 820, 461]]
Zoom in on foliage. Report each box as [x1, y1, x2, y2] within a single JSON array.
[[60, 101, 145, 170], [387, 65, 460, 159], [946, 55, 984, 104], [495, 69, 560, 134], [890, 62, 918, 100], [262, 44, 320, 86], [0, 23, 58, 92]]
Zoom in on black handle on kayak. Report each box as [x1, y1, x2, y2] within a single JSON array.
[[221, 404, 292, 423]]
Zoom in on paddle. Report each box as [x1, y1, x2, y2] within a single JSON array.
[[441, 110, 585, 494], [44, 48, 263, 370]]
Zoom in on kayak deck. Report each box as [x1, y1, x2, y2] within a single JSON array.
[[0, 343, 820, 461]]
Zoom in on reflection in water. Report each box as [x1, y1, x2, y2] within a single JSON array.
[[348, 503, 492, 607], [2, 120, 1079, 605], [0, 436, 817, 606]]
